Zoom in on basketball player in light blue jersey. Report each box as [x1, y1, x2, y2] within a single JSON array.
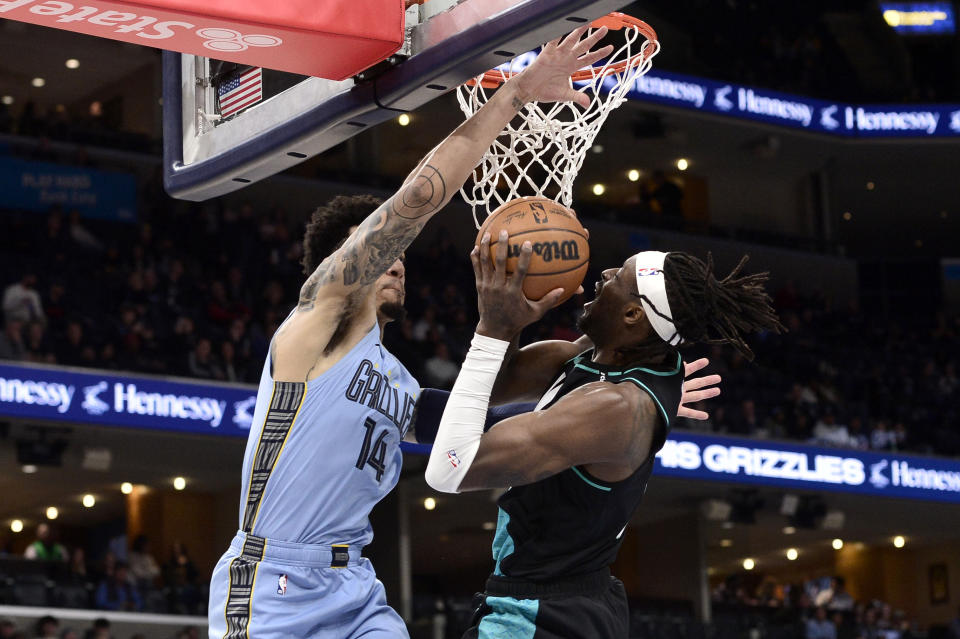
[[207, 26, 622, 639]]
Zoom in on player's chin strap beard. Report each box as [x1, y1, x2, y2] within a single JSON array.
[[632, 251, 684, 347]]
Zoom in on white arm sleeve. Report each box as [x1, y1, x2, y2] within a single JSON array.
[[424, 333, 509, 493]]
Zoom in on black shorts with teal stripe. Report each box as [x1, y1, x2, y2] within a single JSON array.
[[461, 569, 629, 639]]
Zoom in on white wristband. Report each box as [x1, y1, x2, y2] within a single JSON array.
[[424, 333, 510, 493]]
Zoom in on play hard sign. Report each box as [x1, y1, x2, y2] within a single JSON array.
[[0, 0, 404, 80]]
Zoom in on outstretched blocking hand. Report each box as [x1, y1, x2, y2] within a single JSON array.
[[513, 25, 614, 108], [678, 358, 722, 420], [471, 230, 565, 342]]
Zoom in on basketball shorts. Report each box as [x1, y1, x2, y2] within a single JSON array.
[[208, 531, 408, 639], [461, 569, 629, 639]]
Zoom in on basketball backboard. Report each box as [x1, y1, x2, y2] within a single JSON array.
[[162, 0, 631, 201]]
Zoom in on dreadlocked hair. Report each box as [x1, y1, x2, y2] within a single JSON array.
[[663, 252, 784, 361]]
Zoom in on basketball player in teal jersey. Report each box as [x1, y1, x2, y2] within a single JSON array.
[[206, 27, 626, 639], [426, 233, 783, 639]]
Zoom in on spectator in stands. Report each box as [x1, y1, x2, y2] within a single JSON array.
[[82, 619, 111, 639], [642, 170, 684, 225], [846, 416, 868, 450], [219, 341, 240, 382], [832, 611, 855, 639], [187, 338, 220, 379], [94, 561, 141, 612], [170, 316, 197, 374], [3, 273, 45, 326], [806, 606, 836, 639], [24, 523, 68, 562], [423, 342, 459, 390], [67, 211, 103, 253], [0, 619, 15, 639], [69, 547, 88, 582], [0, 320, 26, 361], [815, 577, 854, 611], [941, 363, 959, 396], [164, 542, 200, 614], [813, 413, 850, 448], [59, 628, 79, 639], [33, 616, 59, 639], [127, 535, 160, 589], [859, 607, 882, 639], [43, 283, 68, 332], [870, 420, 894, 451], [0, 102, 12, 134], [97, 550, 118, 582], [25, 321, 55, 364], [948, 605, 960, 639], [56, 321, 96, 369]]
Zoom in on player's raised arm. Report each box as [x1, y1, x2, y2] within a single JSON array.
[[296, 26, 614, 310]]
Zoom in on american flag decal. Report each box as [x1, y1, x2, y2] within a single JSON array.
[[218, 68, 263, 117]]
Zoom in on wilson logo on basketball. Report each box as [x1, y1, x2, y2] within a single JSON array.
[[508, 240, 581, 263], [0, 0, 284, 47]]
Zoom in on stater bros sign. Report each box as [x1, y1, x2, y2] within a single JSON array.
[[656, 432, 960, 504], [0, 0, 402, 80]]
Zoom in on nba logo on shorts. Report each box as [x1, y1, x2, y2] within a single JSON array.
[[277, 574, 287, 595], [637, 267, 661, 277]]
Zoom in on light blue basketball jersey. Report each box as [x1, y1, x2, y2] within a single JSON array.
[[236, 321, 419, 547]]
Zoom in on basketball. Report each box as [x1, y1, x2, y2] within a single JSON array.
[[477, 196, 590, 304]]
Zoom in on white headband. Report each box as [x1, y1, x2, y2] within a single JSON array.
[[633, 251, 683, 346]]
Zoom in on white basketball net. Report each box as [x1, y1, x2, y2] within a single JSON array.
[[457, 16, 660, 227]]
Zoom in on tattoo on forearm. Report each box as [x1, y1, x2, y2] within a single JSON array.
[[342, 257, 359, 286], [296, 164, 446, 312], [511, 95, 524, 111], [298, 277, 321, 311]]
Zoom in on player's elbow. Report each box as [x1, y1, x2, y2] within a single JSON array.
[[393, 178, 445, 219], [424, 457, 461, 494]]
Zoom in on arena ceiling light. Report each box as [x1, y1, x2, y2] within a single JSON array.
[[397, 114, 411, 126], [173, 477, 187, 491], [627, 169, 641, 182], [22, 464, 37, 474], [742, 558, 755, 570], [893, 535, 906, 548], [782, 526, 796, 534], [423, 497, 436, 511], [31, 77, 45, 88], [719, 539, 733, 548], [10, 520, 23, 533], [592, 183, 606, 196], [1, 95, 13, 105], [786, 548, 798, 561], [65, 59, 80, 69], [82, 495, 95, 508], [832, 538, 844, 550], [676, 158, 689, 171], [120, 482, 133, 495], [46, 506, 58, 520]]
